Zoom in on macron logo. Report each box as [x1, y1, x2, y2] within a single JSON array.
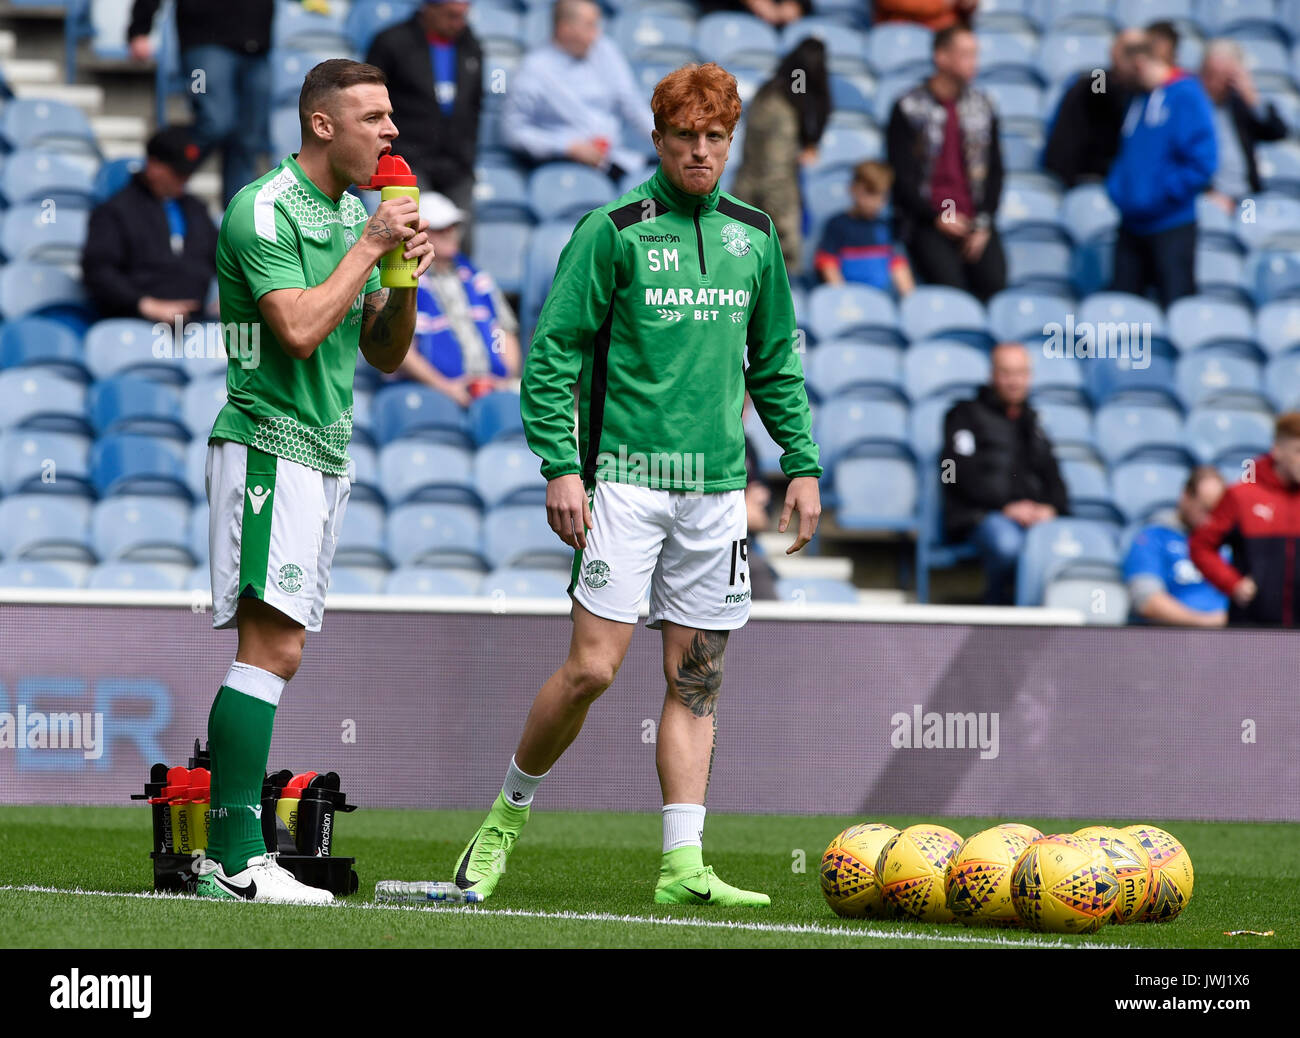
[[50, 970, 151, 1019], [247, 484, 271, 515]]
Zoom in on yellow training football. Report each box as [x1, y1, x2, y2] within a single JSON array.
[[1074, 825, 1153, 924], [876, 824, 963, 923], [1123, 825, 1194, 922], [1011, 834, 1119, 933], [820, 823, 900, 918], [945, 827, 1030, 926], [997, 822, 1044, 844]]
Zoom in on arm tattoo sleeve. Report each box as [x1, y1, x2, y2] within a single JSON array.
[[673, 630, 729, 718], [361, 287, 397, 350]]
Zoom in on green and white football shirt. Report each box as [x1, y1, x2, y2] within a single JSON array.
[[211, 154, 380, 476]]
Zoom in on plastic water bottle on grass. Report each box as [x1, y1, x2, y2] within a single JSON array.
[[375, 880, 482, 905]]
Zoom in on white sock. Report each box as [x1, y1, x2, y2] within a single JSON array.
[[501, 756, 548, 808], [662, 803, 707, 853], [223, 661, 286, 706]]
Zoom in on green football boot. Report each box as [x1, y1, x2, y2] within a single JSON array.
[[654, 847, 771, 907], [452, 792, 530, 899]]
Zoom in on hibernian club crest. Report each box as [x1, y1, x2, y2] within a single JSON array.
[[582, 559, 611, 590], [721, 222, 751, 257], [278, 563, 304, 594]]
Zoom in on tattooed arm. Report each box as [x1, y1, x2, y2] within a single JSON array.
[[359, 202, 434, 373]]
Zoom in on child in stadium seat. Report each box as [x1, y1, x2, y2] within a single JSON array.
[[813, 160, 915, 298]]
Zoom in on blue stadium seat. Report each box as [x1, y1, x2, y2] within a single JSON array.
[[1185, 406, 1274, 464], [1093, 401, 1187, 464], [0, 263, 90, 322], [87, 376, 186, 439], [1250, 249, 1300, 304], [997, 182, 1066, 242], [975, 29, 1041, 83], [1175, 352, 1264, 409], [828, 75, 872, 118], [1060, 183, 1120, 244], [1257, 300, 1300, 356], [1085, 353, 1180, 408], [814, 396, 909, 470], [908, 390, 971, 461], [743, 406, 784, 478], [326, 566, 387, 596], [1043, 565, 1130, 624], [1195, 247, 1250, 304], [1034, 400, 1094, 448], [182, 376, 227, 440], [0, 429, 91, 496], [773, 576, 860, 605], [386, 502, 485, 569], [189, 504, 208, 565], [833, 446, 920, 531], [269, 49, 340, 105], [371, 383, 470, 447], [475, 440, 546, 508], [0, 494, 93, 561], [807, 284, 902, 344], [1122, 0, 1197, 29], [1257, 140, 1300, 197], [1015, 517, 1118, 606], [87, 562, 187, 592], [872, 72, 919, 125], [92, 157, 143, 203], [613, 8, 697, 63], [272, 0, 351, 52], [866, 21, 932, 75], [483, 503, 570, 569], [520, 219, 578, 337], [1035, 0, 1114, 29], [693, 12, 778, 65], [900, 287, 992, 347], [1166, 297, 1259, 356], [984, 80, 1044, 127], [1111, 460, 1190, 524], [804, 341, 904, 402], [185, 438, 209, 500], [85, 318, 182, 384], [1078, 292, 1169, 349], [987, 290, 1072, 342], [527, 162, 617, 222], [1238, 194, 1300, 251], [91, 495, 193, 563], [1198, 0, 1286, 40], [378, 441, 476, 507], [1036, 30, 1112, 83], [90, 434, 189, 498], [270, 104, 301, 161], [1058, 457, 1111, 506], [812, 125, 883, 174], [803, 166, 854, 246], [0, 561, 83, 589], [0, 99, 99, 157], [781, 19, 868, 75], [0, 203, 88, 265], [384, 566, 480, 597], [0, 316, 87, 381], [0, 369, 89, 433], [1000, 126, 1046, 173], [344, 0, 419, 56], [1030, 353, 1087, 405], [902, 341, 989, 400], [468, 389, 525, 445], [479, 566, 570, 600], [333, 499, 390, 568], [1005, 239, 1074, 295], [472, 165, 532, 223]]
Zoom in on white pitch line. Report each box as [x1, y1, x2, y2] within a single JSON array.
[[0, 884, 1128, 949]]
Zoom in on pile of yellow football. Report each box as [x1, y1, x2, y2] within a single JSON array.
[[819, 822, 1194, 933]]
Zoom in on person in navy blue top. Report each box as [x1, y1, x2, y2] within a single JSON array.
[[1123, 466, 1229, 626], [813, 160, 915, 297]]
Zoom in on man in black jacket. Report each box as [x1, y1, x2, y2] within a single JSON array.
[[365, 0, 482, 246], [128, 0, 274, 206], [82, 125, 219, 326], [941, 343, 1070, 605], [1043, 28, 1143, 189], [886, 24, 1006, 303], [1200, 39, 1289, 212]]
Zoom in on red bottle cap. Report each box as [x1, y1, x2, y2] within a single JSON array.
[[287, 771, 318, 790], [186, 768, 210, 802], [279, 787, 303, 802], [362, 154, 417, 189]]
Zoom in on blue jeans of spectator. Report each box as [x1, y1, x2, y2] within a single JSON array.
[[181, 45, 271, 207], [971, 512, 1025, 605]]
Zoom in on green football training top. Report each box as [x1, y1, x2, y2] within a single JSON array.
[[210, 154, 380, 476], [522, 163, 821, 493]]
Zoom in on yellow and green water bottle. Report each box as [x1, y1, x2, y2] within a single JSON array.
[[364, 154, 420, 288]]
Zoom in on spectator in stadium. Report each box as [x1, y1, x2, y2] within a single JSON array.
[[128, 0, 273, 206], [813, 160, 915, 296], [886, 24, 1006, 303], [696, 0, 812, 25], [873, 0, 978, 31], [730, 37, 832, 272], [1043, 28, 1144, 189], [1106, 35, 1216, 307], [82, 125, 219, 326], [1144, 19, 1179, 67], [940, 342, 1069, 606], [365, 1, 483, 247], [395, 192, 521, 406], [1190, 414, 1300, 628], [744, 438, 779, 602], [1123, 467, 1229, 627], [501, 0, 655, 183], [1199, 39, 1288, 213]]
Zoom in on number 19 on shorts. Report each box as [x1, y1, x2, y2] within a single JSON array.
[[728, 538, 749, 586]]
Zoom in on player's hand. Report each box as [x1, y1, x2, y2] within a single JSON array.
[[403, 216, 435, 278], [546, 474, 593, 551], [361, 195, 420, 261], [1231, 576, 1257, 606], [128, 35, 152, 61], [779, 475, 821, 554]]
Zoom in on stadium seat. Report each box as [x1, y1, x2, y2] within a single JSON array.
[[987, 290, 1072, 343], [0, 561, 83, 590], [1058, 457, 1112, 509], [774, 576, 859, 605], [0, 203, 88, 265], [0, 263, 91, 322], [0, 369, 89, 434], [1036, 30, 1112, 83], [270, 104, 301, 162], [693, 13, 778, 65], [483, 504, 570, 569], [468, 390, 525, 446], [1078, 291, 1169, 347], [1015, 517, 1118, 606], [90, 433, 189, 498], [519, 219, 577, 337], [1175, 352, 1264, 409], [1257, 140, 1300, 197], [0, 99, 99, 158], [814, 396, 909, 471], [1195, 247, 1250, 304], [182, 376, 227, 441], [806, 284, 902, 344], [272, 0, 351, 52], [1093, 401, 1187, 465], [1005, 239, 1074, 296], [87, 376, 186, 439], [92, 156, 143, 203], [781, 19, 868, 76], [872, 72, 919, 126], [997, 183, 1066, 243], [371, 383, 470, 447], [812, 125, 883, 174], [269, 49, 340, 106], [1167, 297, 1259, 356], [1043, 565, 1130, 624], [804, 341, 904, 403], [1111, 460, 1190, 524], [1250, 249, 1300, 304], [832, 446, 920, 532], [0, 494, 93, 561], [613, 8, 697, 63], [0, 316, 87, 381], [975, 29, 1041, 83], [908, 390, 971, 461], [479, 567, 570, 600], [1238, 195, 1300, 251], [1185, 407, 1274, 464], [469, 221, 529, 298], [91, 495, 193, 563], [344, 0, 419, 56], [900, 287, 992, 347], [984, 81, 1043, 128], [185, 438, 209, 500], [1030, 352, 1087, 405], [472, 165, 532, 223], [866, 21, 932, 75], [0, 429, 92, 496], [1198, 0, 1286, 40], [378, 441, 476, 507], [1257, 301, 1300, 356], [384, 566, 480, 597], [1264, 351, 1300, 410], [902, 341, 990, 401], [743, 406, 785, 478], [326, 566, 387, 595], [87, 562, 187, 592], [188, 504, 208, 565], [828, 75, 872, 119], [85, 318, 181, 384], [333, 499, 390, 569], [1085, 352, 1179, 408], [386, 502, 485, 569], [803, 166, 854, 247], [1060, 183, 1120, 244], [1034, 400, 1094, 449], [526, 162, 616, 222], [474, 440, 546, 508], [1000, 126, 1046, 173]]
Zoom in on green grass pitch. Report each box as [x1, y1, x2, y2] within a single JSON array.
[[0, 806, 1294, 949]]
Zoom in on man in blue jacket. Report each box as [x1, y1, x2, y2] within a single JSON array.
[[1106, 35, 1217, 307]]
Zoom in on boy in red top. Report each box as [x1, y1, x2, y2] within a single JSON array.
[[1189, 412, 1300, 627]]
